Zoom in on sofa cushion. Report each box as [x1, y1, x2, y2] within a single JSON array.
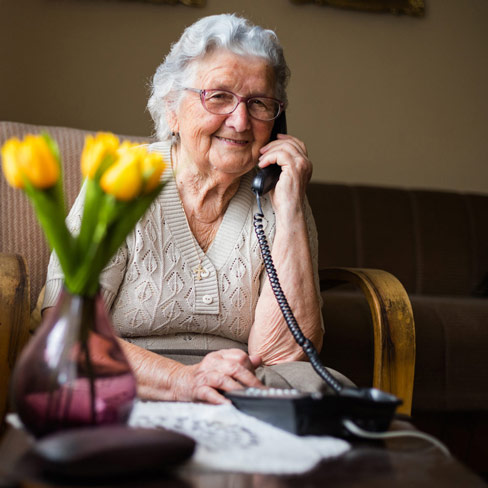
[[321, 291, 488, 412], [411, 294, 488, 411]]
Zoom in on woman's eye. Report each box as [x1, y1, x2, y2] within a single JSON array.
[[207, 92, 232, 102], [249, 99, 269, 110]]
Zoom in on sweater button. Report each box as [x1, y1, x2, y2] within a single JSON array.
[[202, 295, 213, 305]]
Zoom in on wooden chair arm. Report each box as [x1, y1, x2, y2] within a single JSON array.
[[0, 253, 30, 432], [320, 267, 416, 416]]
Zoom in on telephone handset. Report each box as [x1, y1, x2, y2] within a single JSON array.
[[227, 111, 401, 438], [251, 111, 286, 196]]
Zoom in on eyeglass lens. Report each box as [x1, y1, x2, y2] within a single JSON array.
[[202, 90, 281, 121]]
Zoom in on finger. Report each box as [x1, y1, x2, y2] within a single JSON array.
[[259, 141, 308, 165], [260, 142, 304, 161], [258, 148, 288, 168], [230, 366, 264, 388], [194, 367, 246, 390], [195, 385, 231, 405], [258, 149, 310, 175], [261, 134, 307, 156], [199, 351, 263, 388], [211, 372, 248, 392], [249, 354, 263, 368], [277, 133, 308, 155], [214, 349, 259, 372]]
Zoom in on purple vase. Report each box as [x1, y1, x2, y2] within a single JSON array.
[[11, 288, 137, 438]]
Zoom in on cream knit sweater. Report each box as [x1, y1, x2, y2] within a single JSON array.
[[43, 141, 321, 352]]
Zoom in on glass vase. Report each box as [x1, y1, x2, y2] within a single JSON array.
[[11, 288, 137, 438]]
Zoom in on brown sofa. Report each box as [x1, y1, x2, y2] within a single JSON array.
[[1, 121, 486, 474], [307, 180, 488, 475]]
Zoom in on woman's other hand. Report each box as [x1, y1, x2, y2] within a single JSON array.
[[172, 349, 263, 404]]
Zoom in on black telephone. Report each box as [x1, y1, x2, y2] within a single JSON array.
[[226, 112, 401, 438], [251, 111, 286, 195]]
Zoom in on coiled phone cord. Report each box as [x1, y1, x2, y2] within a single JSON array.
[[253, 194, 343, 394]]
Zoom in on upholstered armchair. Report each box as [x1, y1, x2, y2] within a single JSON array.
[[0, 121, 416, 432], [0, 253, 30, 434]]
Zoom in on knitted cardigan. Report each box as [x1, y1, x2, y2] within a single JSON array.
[[43, 141, 322, 352]]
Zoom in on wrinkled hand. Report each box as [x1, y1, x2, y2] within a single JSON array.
[[258, 133, 312, 211], [172, 349, 263, 404]]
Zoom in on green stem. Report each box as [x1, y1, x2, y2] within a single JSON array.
[[81, 296, 97, 425]]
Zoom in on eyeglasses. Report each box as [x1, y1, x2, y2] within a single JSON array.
[[183, 88, 284, 121]]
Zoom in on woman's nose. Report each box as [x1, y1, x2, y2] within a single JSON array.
[[226, 101, 251, 132]]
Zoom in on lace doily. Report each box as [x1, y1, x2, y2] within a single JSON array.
[[129, 400, 350, 474]]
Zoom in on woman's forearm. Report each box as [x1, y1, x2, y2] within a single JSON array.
[[248, 205, 323, 364], [118, 339, 185, 401]]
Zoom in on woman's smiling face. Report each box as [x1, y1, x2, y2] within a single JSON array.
[[170, 49, 276, 178]]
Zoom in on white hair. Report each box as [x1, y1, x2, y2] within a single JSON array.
[[147, 13, 290, 141]]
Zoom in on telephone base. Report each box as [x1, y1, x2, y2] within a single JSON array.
[[225, 387, 401, 438]]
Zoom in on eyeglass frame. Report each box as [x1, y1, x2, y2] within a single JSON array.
[[182, 87, 285, 121]]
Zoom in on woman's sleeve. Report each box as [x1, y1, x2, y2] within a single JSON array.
[[42, 182, 128, 311]]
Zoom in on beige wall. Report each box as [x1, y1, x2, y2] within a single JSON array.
[[1, 0, 487, 193]]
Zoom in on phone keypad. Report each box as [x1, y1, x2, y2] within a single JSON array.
[[234, 387, 305, 399]]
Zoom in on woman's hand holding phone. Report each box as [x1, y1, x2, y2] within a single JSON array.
[[257, 133, 312, 213]]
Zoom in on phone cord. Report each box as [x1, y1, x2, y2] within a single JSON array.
[[253, 197, 343, 395]]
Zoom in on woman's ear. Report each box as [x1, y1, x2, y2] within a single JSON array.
[[166, 103, 179, 135]]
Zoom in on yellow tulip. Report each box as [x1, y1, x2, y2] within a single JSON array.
[[20, 135, 59, 189], [1, 138, 24, 188], [142, 152, 166, 194], [81, 132, 119, 179], [100, 149, 143, 201], [118, 140, 135, 150], [1, 135, 59, 189]]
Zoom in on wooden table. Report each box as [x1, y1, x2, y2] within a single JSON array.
[[0, 421, 486, 488]]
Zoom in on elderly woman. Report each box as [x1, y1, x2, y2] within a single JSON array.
[[43, 14, 345, 404]]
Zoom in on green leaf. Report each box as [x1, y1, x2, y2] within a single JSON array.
[[77, 154, 116, 258], [41, 132, 65, 214], [77, 179, 103, 256], [23, 182, 75, 280], [41, 132, 61, 165], [69, 195, 120, 295], [68, 183, 165, 296]]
